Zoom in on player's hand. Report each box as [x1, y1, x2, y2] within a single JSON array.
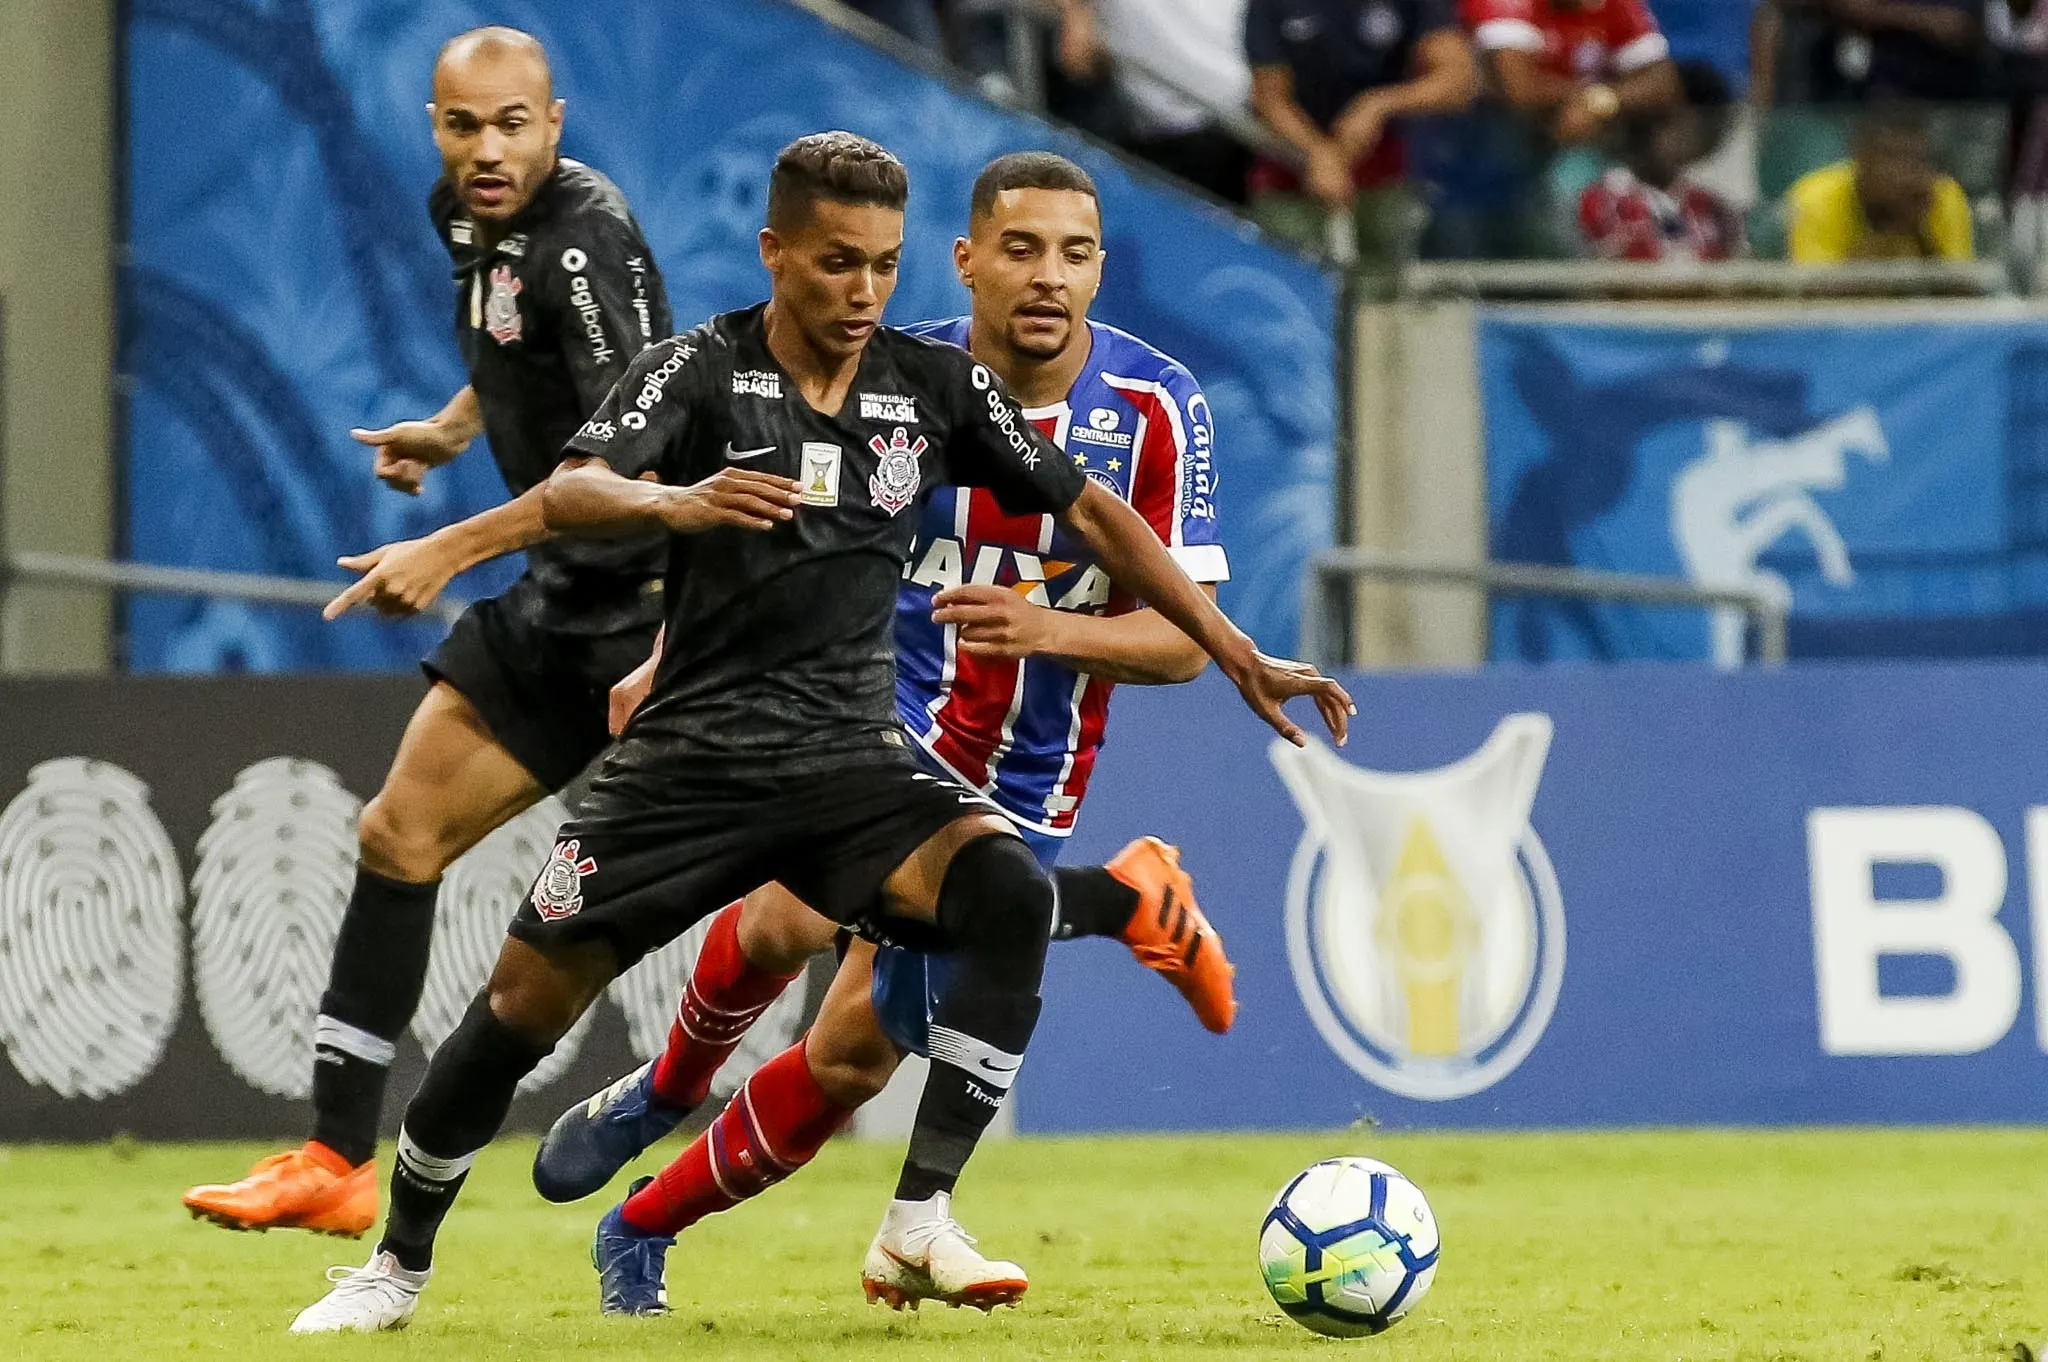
[[930, 584, 1059, 661], [1551, 91, 1608, 147], [608, 650, 659, 737], [1305, 142, 1355, 209], [351, 420, 469, 496], [322, 536, 463, 620], [1332, 96, 1389, 162], [656, 468, 803, 534], [1220, 649, 1355, 749]]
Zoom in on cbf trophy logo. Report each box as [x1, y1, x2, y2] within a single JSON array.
[[1270, 715, 1564, 1101], [868, 426, 926, 514]]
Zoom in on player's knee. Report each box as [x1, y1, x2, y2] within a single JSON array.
[[804, 1025, 900, 1107], [484, 941, 610, 1049], [737, 886, 838, 975], [939, 833, 1055, 959], [357, 793, 460, 882]]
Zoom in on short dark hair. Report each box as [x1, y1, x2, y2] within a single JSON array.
[[766, 132, 909, 232], [969, 152, 1100, 225]]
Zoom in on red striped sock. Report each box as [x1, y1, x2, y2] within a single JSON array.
[[649, 901, 802, 1109], [622, 1036, 851, 1235]]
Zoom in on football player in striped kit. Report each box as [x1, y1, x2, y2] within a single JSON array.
[[537, 151, 1243, 1315]]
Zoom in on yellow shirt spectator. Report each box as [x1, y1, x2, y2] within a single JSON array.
[[1787, 160, 1974, 263]]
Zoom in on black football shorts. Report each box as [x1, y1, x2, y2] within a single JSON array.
[[506, 751, 1005, 970], [422, 593, 658, 792]]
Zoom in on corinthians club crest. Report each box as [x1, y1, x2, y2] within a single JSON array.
[[868, 425, 926, 514], [531, 838, 597, 922], [483, 264, 523, 345], [1269, 715, 1565, 1101]]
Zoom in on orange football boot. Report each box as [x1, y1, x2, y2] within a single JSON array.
[[1105, 836, 1237, 1034], [183, 1141, 377, 1237]]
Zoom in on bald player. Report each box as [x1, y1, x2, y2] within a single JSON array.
[[182, 26, 671, 1238]]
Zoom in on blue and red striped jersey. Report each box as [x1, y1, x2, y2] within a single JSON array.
[[894, 317, 1228, 834]]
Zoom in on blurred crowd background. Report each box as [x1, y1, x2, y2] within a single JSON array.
[[836, 0, 2048, 278]]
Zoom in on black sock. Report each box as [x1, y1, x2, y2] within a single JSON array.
[[896, 835, 1053, 1202], [1051, 866, 1140, 941], [311, 865, 439, 1167], [379, 992, 549, 1271]]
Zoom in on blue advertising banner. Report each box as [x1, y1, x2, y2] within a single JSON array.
[[122, 0, 1334, 671], [1024, 663, 2048, 1132], [1480, 312, 2048, 665]]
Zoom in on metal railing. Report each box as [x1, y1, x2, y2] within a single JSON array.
[[1304, 546, 1789, 671], [1402, 258, 2013, 301], [0, 551, 468, 627]]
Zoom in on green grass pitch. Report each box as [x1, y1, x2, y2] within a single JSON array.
[[3, 1128, 2043, 1360]]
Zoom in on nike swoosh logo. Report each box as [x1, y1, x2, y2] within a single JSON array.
[[724, 443, 775, 461], [975, 1055, 1020, 1076]]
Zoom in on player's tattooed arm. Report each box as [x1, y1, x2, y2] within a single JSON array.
[[1058, 480, 1354, 746], [349, 386, 483, 495], [542, 457, 803, 537], [930, 585, 1214, 685]]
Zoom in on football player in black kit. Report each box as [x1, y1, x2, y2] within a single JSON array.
[[288, 131, 1353, 1335], [184, 27, 670, 1239]]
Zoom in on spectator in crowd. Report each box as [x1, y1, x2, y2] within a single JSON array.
[[1465, 0, 1684, 146], [1578, 61, 1744, 261], [1052, 0, 1256, 204], [1787, 105, 1975, 258], [1752, 0, 1988, 104], [1244, 0, 1479, 263]]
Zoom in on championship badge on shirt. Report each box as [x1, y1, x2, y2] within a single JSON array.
[[482, 263, 524, 345], [867, 426, 926, 515], [801, 441, 843, 507]]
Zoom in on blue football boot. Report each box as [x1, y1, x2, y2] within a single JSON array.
[[593, 1177, 673, 1317], [534, 1061, 687, 1203]]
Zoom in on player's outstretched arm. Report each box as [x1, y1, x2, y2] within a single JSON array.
[[930, 584, 1214, 686], [350, 385, 483, 495], [323, 483, 551, 621], [542, 457, 803, 538], [1058, 480, 1353, 746]]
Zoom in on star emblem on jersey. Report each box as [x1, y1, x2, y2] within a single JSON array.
[[483, 264, 523, 345], [531, 839, 598, 922], [867, 426, 927, 515]]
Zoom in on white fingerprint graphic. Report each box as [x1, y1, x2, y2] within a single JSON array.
[[0, 759, 184, 1098], [609, 907, 811, 1103], [191, 758, 360, 1098], [417, 796, 592, 1092]]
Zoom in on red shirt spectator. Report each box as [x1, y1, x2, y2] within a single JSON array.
[[1464, 0, 1671, 81], [1579, 167, 1739, 261], [1463, 0, 1681, 146]]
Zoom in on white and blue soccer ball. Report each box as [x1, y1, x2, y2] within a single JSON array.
[[1259, 1156, 1440, 1337]]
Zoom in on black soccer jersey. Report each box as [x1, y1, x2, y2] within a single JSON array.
[[562, 303, 1088, 773], [431, 158, 671, 633]]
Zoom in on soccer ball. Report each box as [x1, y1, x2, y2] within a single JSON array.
[[1259, 1156, 1440, 1337]]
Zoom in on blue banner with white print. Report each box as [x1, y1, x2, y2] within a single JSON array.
[[122, 0, 1334, 671], [1023, 662, 2048, 1133], [1479, 312, 2048, 665]]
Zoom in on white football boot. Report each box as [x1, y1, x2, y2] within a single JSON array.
[[861, 1192, 1028, 1312], [288, 1248, 430, 1334]]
